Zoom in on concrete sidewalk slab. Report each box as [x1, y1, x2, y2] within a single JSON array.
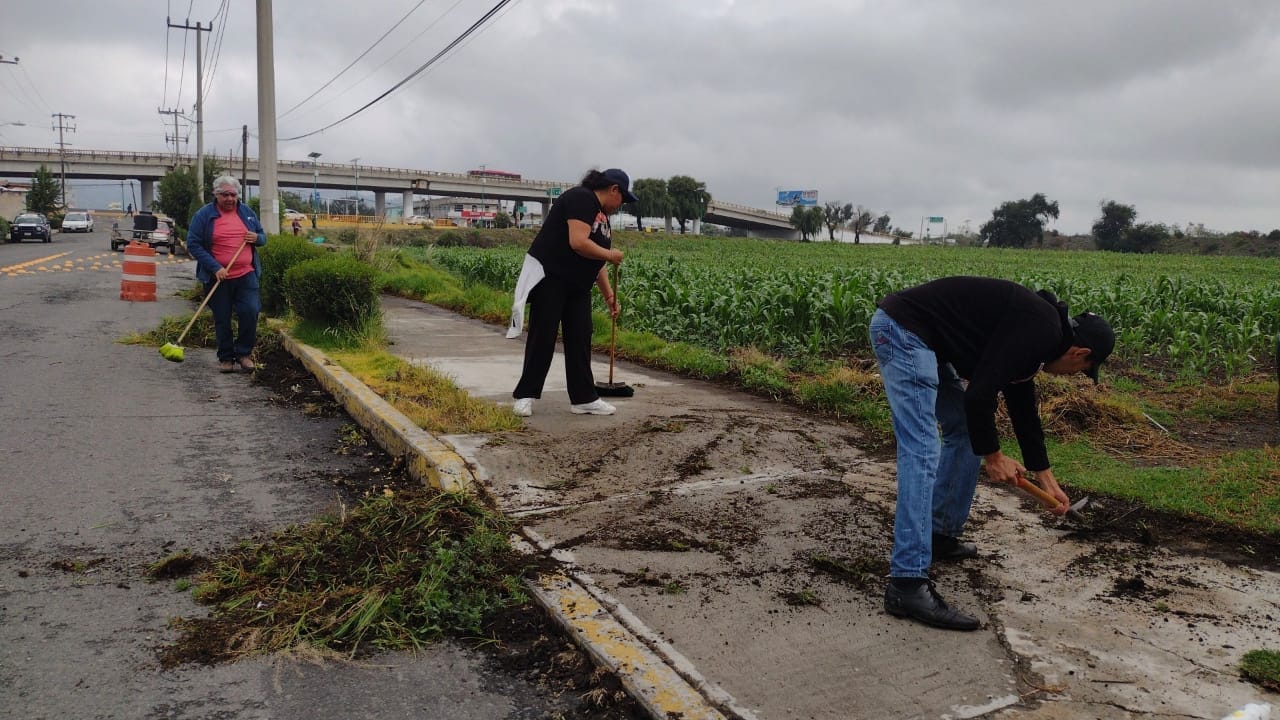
[[379, 294, 1280, 719], [382, 296, 1021, 719]]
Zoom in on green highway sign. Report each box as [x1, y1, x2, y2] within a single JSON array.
[[547, 187, 562, 198], [928, 216, 944, 223]]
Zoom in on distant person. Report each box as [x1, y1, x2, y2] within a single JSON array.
[[870, 276, 1114, 631], [510, 168, 635, 417], [185, 176, 267, 374], [291, 217, 301, 236], [126, 203, 133, 217]]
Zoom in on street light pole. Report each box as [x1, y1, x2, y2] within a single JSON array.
[[350, 157, 360, 217], [308, 151, 321, 229]]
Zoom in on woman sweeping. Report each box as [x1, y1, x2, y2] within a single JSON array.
[[511, 168, 634, 417]]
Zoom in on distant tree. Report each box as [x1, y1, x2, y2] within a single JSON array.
[[851, 205, 874, 244], [280, 190, 308, 212], [873, 213, 891, 234], [157, 166, 199, 229], [790, 205, 823, 241], [1092, 200, 1137, 251], [200, 156, 227, 204], [1123, 222, 1169, 253], [823, 201, 853, 241], [492, 211, 513, 229], [1268, 229, 1280, 242], [25, 165, 62, 215], [979, 193, 1059, 248], [667, 175, 711, 234], [632, 178, 669, 231]]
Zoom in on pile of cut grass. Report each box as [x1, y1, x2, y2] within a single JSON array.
[[161, 489, 531, 666]]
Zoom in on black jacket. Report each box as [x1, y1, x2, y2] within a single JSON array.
[[879, 276, 1075, 470]]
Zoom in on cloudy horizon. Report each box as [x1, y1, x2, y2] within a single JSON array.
[[2, 0, 1278, 234]]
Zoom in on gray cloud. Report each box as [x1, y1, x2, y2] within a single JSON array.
[[3, 0, 1277, 233]]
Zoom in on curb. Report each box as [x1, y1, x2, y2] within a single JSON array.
[[278, 331, 731, 720]]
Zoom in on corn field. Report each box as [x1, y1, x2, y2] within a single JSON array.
[[425, 239, 1280, 380]]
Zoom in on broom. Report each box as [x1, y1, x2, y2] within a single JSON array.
[[159, 242, 248, 363], [595, 263, 634, 397]]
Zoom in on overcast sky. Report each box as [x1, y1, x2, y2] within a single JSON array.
[[3, 0, 1278, 233]]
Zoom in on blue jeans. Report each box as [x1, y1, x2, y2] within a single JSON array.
[[205, 275, 260, 362], [870, 309, 982, 578]]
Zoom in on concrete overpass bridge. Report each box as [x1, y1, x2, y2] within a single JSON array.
[[0, 146, 796, 236]]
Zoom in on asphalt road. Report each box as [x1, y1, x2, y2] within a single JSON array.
[[0, 227, 579, 719]]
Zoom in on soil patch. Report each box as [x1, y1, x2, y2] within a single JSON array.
[[1053, 486, 1280, 571]]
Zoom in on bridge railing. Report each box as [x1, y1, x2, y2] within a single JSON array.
[[0, 145, 180, 163], [709, 199, 790, 220]]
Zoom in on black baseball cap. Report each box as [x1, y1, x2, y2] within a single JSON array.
[[602, 168, 639, 203], [1070, 312, 1115, 382]]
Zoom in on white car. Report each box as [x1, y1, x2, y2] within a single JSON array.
[[62, 211, 94, 233], [284, 209, 307, 221], [405, 215, 432, 225]]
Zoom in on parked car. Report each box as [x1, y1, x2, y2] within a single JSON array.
[[9, 213, 52, 243], [284, 208, 306, 221], [405, 215, 432, 225], [150, 217, 176, 253], [111, 211, 177, 253], [61, 211, 95, 233]]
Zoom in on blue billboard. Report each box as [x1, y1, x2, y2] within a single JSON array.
[[776, 189, 819, 207]]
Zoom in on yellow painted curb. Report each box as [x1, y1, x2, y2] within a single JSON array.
[[278, 332, 475, 494], [277, 330, 732, 720]]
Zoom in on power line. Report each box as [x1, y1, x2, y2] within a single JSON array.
[[202, 0, 230, 103], [18, 65, 52, 114], [281, 0, 467, 126], [281, 0, 519, 142], [278, 0, 428, 120]]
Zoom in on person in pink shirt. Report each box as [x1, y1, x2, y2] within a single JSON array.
[[185, 176, 268, 373]]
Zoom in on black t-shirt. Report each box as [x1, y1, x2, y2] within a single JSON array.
[[527, 186, 611, 290], [879, 276, 1074, 470]]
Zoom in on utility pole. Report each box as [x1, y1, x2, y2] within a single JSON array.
[[168, 17, 212, 202], [157, 107, 186, 165], [51, 112, 76, 208], [256, 0, 280, 234], [241, 124, 248, 198]]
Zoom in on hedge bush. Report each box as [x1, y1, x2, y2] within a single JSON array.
[[259, 235, 326, 316], [283, 255, 381, 333]]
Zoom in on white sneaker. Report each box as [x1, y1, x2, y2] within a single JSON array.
[[513, 398, 534, 417], [570, 399, 616, 415]]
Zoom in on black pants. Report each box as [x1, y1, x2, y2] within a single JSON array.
[[513, 274, 598, 404]]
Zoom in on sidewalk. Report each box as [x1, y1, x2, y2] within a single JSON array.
[[378, 295, 1279, 719]]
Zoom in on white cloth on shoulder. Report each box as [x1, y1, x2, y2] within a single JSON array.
[[507, 254, 545, 339]]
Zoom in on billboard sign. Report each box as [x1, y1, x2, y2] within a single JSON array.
[[460, 210, 497, 219], [776, 189, 819, 207]]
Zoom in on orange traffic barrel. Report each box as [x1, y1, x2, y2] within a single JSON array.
[[120, 241, 157, 302]]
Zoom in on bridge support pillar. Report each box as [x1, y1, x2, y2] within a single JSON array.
[[401, 190, 415, 222], [140, 180, 155, 211], [692, 218, 701, 235], [375, 191, 386, 219]]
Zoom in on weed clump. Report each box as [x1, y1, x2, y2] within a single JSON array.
[[1240, 649, 1280, 691]]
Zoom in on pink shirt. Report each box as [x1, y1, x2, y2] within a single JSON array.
[[212, 208, 254, 279]]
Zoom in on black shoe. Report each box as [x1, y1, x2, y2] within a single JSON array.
[[884, 578, 981, 631], [932, 533, 978, 562]]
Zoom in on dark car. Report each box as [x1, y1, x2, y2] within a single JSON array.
[[9, 213, 52, 243]]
